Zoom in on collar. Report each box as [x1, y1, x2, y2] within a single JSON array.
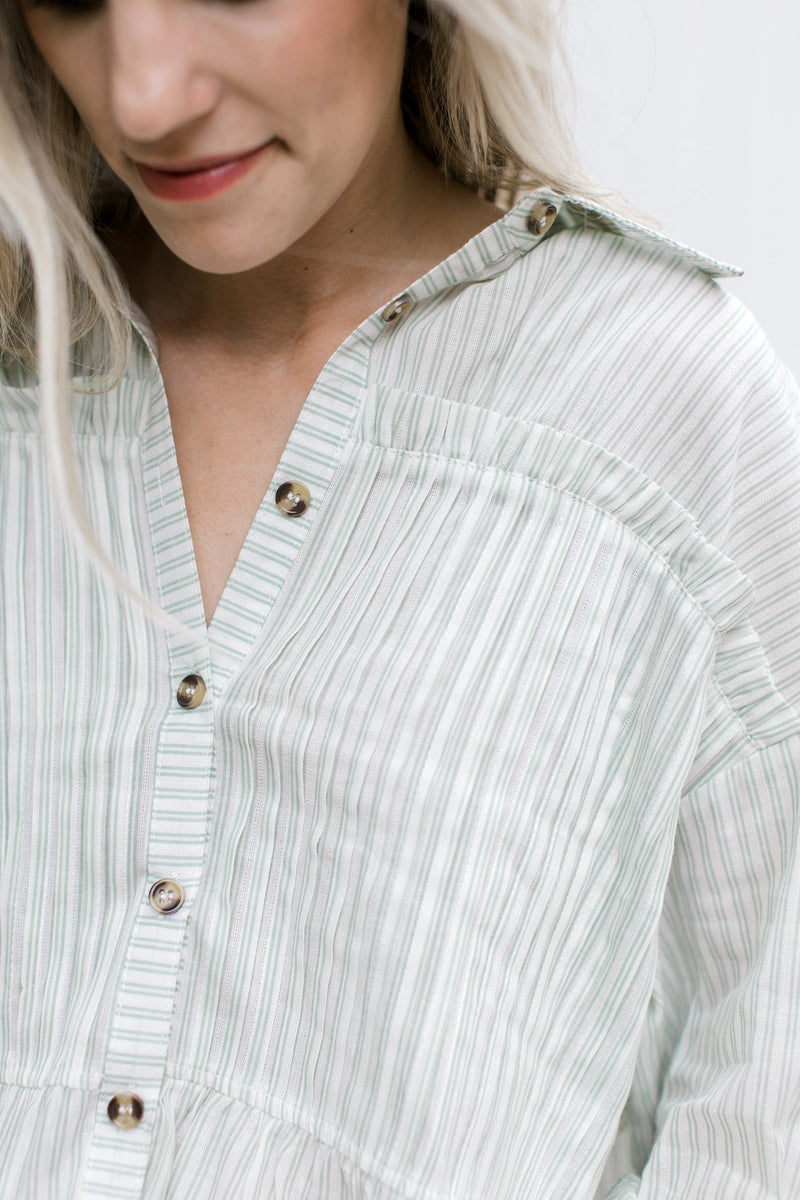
[[544, 191, 742, 279], [125, 186, 742, 378]]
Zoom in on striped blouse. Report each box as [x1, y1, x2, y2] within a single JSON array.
[[0, 190, 798, 1200]]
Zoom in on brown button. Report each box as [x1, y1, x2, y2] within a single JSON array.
[[148, 878, 185, 915], [275, 481, 311, 517], [107, 1092, 144, 1129], [527, 200, 558, 237], [176, 673, 206, 709], [380, 293, 413, 323]]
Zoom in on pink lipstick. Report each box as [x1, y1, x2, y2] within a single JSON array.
[[136, 141, 273, 202]]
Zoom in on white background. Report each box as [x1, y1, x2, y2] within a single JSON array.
[[565, 0, 799, 379]]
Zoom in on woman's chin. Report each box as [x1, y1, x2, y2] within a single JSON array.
[[136, 220, 293, 278]]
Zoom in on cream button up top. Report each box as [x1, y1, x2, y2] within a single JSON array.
[[1, 192, 799, 1200]]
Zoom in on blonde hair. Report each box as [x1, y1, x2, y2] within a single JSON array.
[[403, 0, 587, 197], [0, 0, 595, 594]]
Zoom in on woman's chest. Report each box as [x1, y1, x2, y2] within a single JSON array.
[[159, 348, 316, 624], [0, 405, 746, 1196], [0, 396, 739, 891]]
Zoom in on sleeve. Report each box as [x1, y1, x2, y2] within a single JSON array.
[[596, 353, 800, 1199], [602, 729, 800, 1200], [721, 355, 800, 712]]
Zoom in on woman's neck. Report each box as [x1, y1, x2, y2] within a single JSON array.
[[111, 136, 501, 362]]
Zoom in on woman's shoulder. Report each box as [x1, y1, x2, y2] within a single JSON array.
[[482, 191, 795, 449], [400, 190, 799, 578], [389, 189, 796, 473], [546, 192, 742, 282], [500, 190, 751, 352]]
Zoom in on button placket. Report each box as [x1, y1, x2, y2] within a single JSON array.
[[202, 286, 378, 691], [82, 643, 214, 1194]]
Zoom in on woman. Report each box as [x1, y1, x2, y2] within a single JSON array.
[[0, 0, 798, 1197]]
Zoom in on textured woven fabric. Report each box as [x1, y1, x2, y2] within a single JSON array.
[[1, 190, 798, 1199]]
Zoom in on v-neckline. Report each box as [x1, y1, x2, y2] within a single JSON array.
[[137, 309, 381, 693], [130, 191, 538, 691]]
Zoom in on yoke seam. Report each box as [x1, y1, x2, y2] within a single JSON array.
[[346, 435, 736, 634]]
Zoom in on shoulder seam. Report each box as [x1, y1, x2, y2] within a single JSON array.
[[553, 193, 743, 280]]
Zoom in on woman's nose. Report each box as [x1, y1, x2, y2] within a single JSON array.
[[104, 0, 221, 144]]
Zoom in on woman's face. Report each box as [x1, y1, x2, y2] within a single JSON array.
[[23, 0, 411, 274]]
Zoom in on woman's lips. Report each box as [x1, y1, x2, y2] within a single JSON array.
[[136, 141, 273, 201]]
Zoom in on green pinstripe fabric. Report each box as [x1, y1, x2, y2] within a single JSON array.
[[1, 190, 798, 1199]]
